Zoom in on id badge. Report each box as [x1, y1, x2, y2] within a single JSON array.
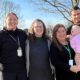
[[17, 47, 22, 57], [69, 59, 73, 66]]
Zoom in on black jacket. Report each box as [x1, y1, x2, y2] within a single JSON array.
[[66, 25, 73, 35], [50, 42, 76, 80], [0, 27, 27, 72]]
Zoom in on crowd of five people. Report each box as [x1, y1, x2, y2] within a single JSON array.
[[0, 6, 80, 80]]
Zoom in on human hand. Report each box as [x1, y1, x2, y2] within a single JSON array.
[[75, 53, 80, 61], [66, 34, 71, 39], [76, 65, 80, 71], [70, 65, 79, 73]]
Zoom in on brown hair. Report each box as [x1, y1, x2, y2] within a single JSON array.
[[52, 24, 66, 51], [5, 12, 18, 20], [70, 6, 80, 15], [28, 19, 50, 43]]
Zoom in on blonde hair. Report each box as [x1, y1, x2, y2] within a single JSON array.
[[5, 12, 18, 20]]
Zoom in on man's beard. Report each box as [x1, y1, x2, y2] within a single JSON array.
[[73, 21, 80, 26], [76, 21, 80, 26], [77, 21, 80, 23]]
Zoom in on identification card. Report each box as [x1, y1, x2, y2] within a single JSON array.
[[69, 59, 73, 66], [17, 47, 22, 57]]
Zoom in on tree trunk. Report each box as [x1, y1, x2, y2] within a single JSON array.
[[75, 0, 79, 6]]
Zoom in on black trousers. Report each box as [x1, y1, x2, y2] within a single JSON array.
[[2, 70, 27, 80], [74, 71, 80, 80]]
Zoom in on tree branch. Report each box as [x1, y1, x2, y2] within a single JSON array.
[[44, 0, 72, 22]]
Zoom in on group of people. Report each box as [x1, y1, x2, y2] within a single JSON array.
[[0, 6, 80, 80]]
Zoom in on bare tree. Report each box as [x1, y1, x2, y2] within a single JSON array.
[[25, 0, 80, 22], [45, 21, 53, 37], [0, 0, 21, 26], [46, 21, 53, 30], [18, 20, 26, 29], [65, 21, 72, 28], [74, 0, 79, 6], [0, 0, 25, 29], [2, 1, 20, 16]]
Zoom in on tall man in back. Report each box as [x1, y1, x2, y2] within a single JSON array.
[[67, 6, 80, 35]]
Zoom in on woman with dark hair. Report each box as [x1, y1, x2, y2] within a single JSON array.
[[0, 12, 27, 80], [50, 24, 79, 80], [26, 19, 54, 80]]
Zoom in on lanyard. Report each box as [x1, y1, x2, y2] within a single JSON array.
[[63, 43, 71, 59], [4, 30, 20, 46], [9, 34, 20, 46]]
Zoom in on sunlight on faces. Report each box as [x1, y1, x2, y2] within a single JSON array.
[[71, 9, 80, 24], [56, 27, 66, 42], [33, 21, 44, 37], [5, 13, 18, 31]]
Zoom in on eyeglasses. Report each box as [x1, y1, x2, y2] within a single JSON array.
[[34, 26, 43, 29]]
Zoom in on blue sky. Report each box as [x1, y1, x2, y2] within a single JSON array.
[[9, 0, 68, 29]]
